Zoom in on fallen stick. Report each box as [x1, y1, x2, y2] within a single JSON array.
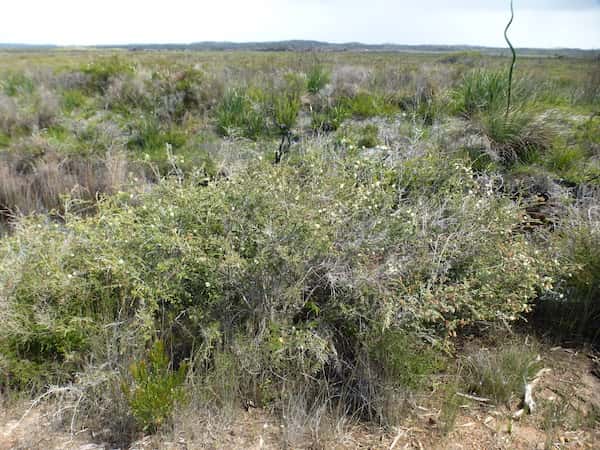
[[389, 428, 407, 450], [456, 392, 491, 403]]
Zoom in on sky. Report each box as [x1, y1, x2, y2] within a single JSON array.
[[1, 0, 599, 49]]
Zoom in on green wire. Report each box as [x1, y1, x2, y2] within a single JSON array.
[[504, 0, 516, 117]]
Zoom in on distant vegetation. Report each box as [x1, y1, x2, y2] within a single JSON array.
[[0, 49, 598, 446]]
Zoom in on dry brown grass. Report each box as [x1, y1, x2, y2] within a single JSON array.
[[0, 147, 132, 219]]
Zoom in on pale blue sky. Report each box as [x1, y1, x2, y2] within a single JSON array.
[[1, 0, 599, 48]]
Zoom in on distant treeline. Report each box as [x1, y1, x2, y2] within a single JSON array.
[[1, 40, 599, 58]]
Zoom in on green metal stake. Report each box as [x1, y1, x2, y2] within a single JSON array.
[[504, 0, 516, 117]]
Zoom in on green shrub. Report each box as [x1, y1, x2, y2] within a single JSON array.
[[357, 124, 380, 148], [306, 65, 331, 94], [1, 72, 35, 96], [535, 216, 600, 344], [122, 340, 187, 432], [370, 330, 445, 390], [0, 147, 556, 407], [62, 89, 88, 112], [81, 57, 133, 93]]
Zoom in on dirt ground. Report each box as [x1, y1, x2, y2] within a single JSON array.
[[1, 345, 599, 450]]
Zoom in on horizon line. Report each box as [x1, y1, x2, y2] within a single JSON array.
[[1, 40, 599, 52]]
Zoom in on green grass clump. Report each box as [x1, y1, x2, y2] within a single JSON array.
[[215, 88, 267, 139], [545, 145, 587, 175], [311, 105, 349, 132], [477, 109, 553, 165], [0, 131, 10, 148], [451, 70, 512, 117], [272, 92, 301, 132], [61, 89, 88, 112], [306, 64, 331, 94], [462, 343, 541, 405], [339, 92, 395, 119]]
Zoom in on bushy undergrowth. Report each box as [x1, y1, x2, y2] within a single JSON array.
[[535, 208, 600, 344], [1, 52, 599, 440], [0, 146, 556, 421]]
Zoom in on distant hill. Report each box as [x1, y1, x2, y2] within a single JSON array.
[[1, 40, 598, 58], [0, 43, 57, 50]]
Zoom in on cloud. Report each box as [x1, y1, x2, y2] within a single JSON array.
[[0, 0, 598, 48]]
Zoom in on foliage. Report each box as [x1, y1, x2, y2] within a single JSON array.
[[339, 92, 396, 119], [451, 70, 513, 117], [272, 92, 301, 132], [311, 105, 349, 132], [462, 342, 542, 405], [357, 124, 380, 148], [215, 88, 267, 139], [0, 147, 557, 394], [535, 212, 600, 344], [476, 109, 553, 165], [81, 57, 134, 93], [369, 330, 445, 390], [122, 340, 187, 432], [306, 65, 331, 94], [1, 72, 35, 97]]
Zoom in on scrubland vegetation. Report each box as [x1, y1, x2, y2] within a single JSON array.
[[0, 49, 599, 448]]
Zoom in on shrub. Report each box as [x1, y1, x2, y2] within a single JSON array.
[[357, 124, 380, 148], [0, 146, 556, 391], [1, 72, 35, 97], [534, 212, 600, 345], [105, 74, 150, 114], [369, 330, 445, 390], [61, 89, 88, 112], [122, 340, 188, 432], [306, 65, 331, 94], [151, 68, 223, 123], [34, 87, 60, 129], [81, 57, 133, 93]]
